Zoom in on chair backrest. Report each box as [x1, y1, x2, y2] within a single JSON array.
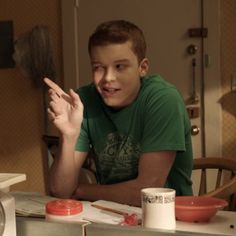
[[193, 157, 236, 211]]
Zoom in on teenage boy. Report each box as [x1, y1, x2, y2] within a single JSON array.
[[45, 20, 193, 207]]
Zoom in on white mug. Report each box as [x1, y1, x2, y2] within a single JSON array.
[[141, 188, 176, 230]]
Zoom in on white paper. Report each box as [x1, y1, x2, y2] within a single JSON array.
[[11, 191, 57, 217], [80, 200, 142, 224], [11, 192, 141, 225]]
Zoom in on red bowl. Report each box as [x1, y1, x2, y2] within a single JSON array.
[[175, 196, 228, 222]]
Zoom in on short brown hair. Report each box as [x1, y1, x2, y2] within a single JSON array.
[[88, 20, 146, 62]]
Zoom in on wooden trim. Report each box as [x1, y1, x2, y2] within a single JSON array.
[[61, 0, 80, 90]]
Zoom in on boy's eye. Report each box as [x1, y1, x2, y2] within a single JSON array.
[[116, 64, 126, 70], [92, 65, 104, 72]]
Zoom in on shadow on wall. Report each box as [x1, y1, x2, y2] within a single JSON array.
[[218, 92, 236, 118]]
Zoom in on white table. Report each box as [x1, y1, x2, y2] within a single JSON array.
[[16, 210, 236, 236], [13, 193, 236, 236], [176, 210, 236, 235]]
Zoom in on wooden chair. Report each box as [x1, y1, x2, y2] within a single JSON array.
[[193, 157, 236, 211]]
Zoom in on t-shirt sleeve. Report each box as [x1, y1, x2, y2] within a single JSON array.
[[141, 87, 187, 152]]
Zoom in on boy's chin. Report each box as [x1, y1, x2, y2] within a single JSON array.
[[103, 99, 124, 110]]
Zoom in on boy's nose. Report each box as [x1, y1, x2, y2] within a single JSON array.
[[104, 68, 116, 82]]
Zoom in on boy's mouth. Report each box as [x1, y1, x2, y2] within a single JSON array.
[[102, 87, 121, 96]]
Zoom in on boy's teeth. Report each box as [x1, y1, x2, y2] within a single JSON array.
[[105, 88, 116, 92]]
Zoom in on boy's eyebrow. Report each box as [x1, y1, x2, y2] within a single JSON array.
[[114, 59, 130, 63], [91, 61, 102, 65], [91, 59, 130, 65]]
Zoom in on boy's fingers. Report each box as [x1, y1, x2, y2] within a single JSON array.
[[69, 89, 83, 109], [69, 89, 79, 100], [44, 78, 65, 96], [47, 108, 56, 121]]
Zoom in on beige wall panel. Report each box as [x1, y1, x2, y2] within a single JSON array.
[[0, 0, 62, 193], [220, 0, 236, 158]]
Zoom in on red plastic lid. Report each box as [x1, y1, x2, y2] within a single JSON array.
[[46, 199, 83, 216]]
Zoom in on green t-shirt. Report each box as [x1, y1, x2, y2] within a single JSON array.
[[76, 75, 193, 196]]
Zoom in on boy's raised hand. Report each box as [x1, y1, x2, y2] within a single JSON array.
[[44, 78, 83, 137]]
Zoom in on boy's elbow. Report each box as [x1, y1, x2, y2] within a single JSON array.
[[49, 186, 73, 199]]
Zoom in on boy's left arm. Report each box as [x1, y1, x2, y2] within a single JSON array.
[[73, 151, 175, 206]]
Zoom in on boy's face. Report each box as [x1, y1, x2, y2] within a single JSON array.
[[90, 41, 149, 109]]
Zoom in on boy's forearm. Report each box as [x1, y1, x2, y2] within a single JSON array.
[[49, 161, 77, 198], [49, 136, 79, 198], [73, 152, 174, 206], [73, 180, 156, 207]]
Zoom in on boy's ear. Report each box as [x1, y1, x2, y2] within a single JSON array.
[[139, 58, 149, 77]]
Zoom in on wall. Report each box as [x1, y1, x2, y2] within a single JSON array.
[[220, 0, 236, 157], [0, 0, 62, 193]]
